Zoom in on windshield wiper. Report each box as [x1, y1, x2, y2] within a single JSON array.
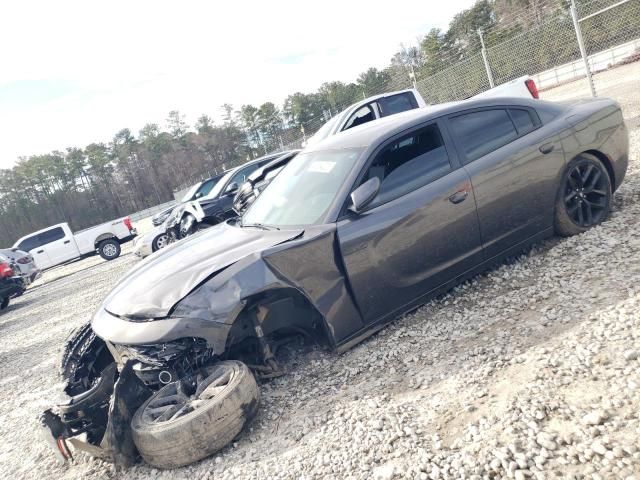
[[241, 222, 280, 231]]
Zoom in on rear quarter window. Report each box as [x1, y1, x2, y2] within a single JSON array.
[[509, 108, 536, 135], [378, 93, 417, 116]]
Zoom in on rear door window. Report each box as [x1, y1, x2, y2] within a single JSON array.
[[342, 104, 376, 131], [17, 235, 42, 252], [378, 92, 417, 117], [38, 227, 65, 245], [449, 109, 518, 163]]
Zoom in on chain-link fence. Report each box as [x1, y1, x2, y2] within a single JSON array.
[[273, 0, 639, 154]]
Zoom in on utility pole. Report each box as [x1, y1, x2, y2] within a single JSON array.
[[477, 28, 495, 88], [570, 0, 597, 97]]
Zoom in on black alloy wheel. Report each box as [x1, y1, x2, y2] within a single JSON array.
[[563, 159, 610, 227]]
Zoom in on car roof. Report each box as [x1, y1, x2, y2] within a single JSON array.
[[304, 96, 546, 152]]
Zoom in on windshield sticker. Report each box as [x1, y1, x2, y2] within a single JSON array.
[[309, 161, 336, 173]]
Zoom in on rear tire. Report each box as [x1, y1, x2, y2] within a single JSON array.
[[131, 361, 260, 469], [554, 153, 612, 237], [98, 239, 121, 260], [0, 297, 9, 310]]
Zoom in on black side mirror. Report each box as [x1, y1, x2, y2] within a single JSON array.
[[349, 177, 380, 213]]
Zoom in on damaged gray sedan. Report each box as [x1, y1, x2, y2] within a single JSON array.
[[42, 96, 628, 469]]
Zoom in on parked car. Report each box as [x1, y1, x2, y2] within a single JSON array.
[[151, 173, 226, 227], [41, 95, 628, 468], [0, 248, 41, 285], [304, 77, 539, 147], [14, 218, 136, 269], [132, 224, 170, 258], [133, 154, 300, 259], [233, 150, 300, 214], [0, 258, 26, 310], [165, 152, 293, 242]]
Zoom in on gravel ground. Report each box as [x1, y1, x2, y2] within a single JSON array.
[[1, 64, 639, 480]]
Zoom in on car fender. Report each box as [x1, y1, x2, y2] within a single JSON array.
[[171, 225, 365, 350]]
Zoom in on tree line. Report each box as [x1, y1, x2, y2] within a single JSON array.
[[1, 0, 636, 245]]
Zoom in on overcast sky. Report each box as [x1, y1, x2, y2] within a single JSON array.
[[0, 0, 473, 168]]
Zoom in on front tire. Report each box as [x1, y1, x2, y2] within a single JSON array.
[[152, 233, 169, 252], [554, 154, 612, 237], [98, 239, 121, 260], [0, 297, 9, 310], [131, 361, 260, 469]]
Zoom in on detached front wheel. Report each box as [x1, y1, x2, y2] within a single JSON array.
[[131, 361, 260, 469]]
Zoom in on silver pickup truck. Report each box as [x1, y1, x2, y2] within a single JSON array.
[[13, 217, 136, 269]]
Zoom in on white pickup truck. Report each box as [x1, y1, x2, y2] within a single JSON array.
[[13, 217, 136, 269], [305, 76, 539, 147]]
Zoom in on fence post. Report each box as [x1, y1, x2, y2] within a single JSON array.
[[570, 0, 597, 97], [477, 29, 495, 88]]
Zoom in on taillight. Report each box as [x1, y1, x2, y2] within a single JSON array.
[[0, 262, 13, 278], [525, 79, 539, 99], [17, 257, 30, 264], [124, 216, 133, 231]]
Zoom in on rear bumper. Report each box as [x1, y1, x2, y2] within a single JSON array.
[[133, 239, 153, 258]]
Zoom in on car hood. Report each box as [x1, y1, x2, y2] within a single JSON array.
[[103, 222, 303, 319]]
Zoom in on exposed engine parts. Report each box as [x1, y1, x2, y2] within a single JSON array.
[[110, 338, 216, 389]]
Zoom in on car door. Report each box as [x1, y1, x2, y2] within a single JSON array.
[[16, 235, 51, 269], [446, 107, 563, 259], [337, 120, 483, 325], [38, 226, 76, 266]]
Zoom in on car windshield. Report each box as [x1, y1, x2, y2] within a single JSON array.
[[180, 183, 201, 202], [242, 148, 363, 227]]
